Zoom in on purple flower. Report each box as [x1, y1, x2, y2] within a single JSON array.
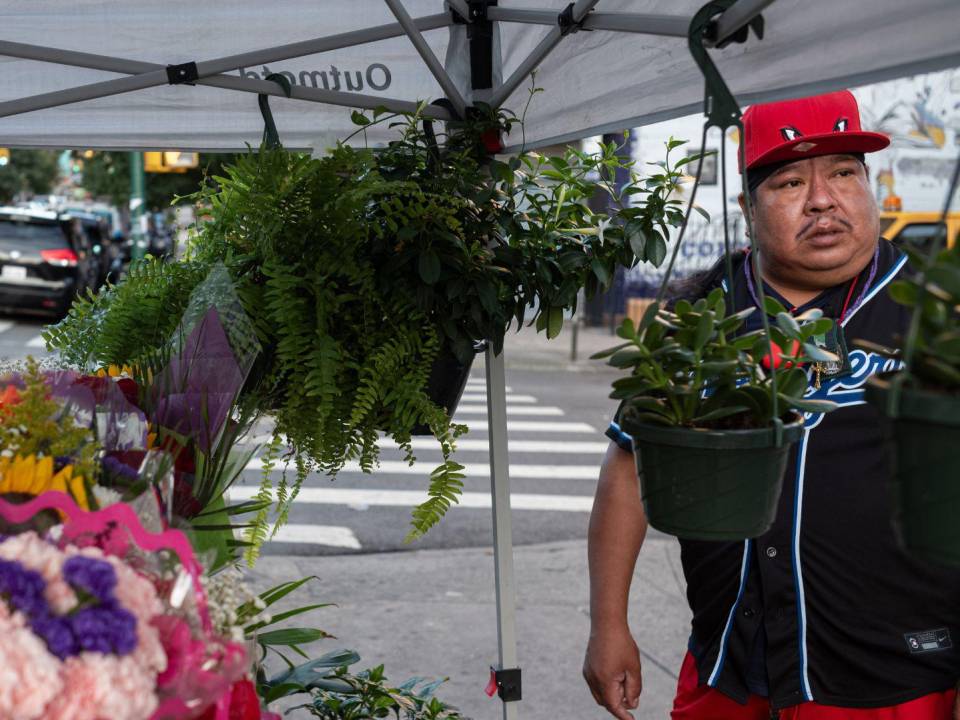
[[0, 558, 48, 616], [69, 603, 137, 655], [63, 556, 117, 602], [30, 612, 78, 659]]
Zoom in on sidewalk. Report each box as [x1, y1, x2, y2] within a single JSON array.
[[251, 537, 690, 720], [499, 321, 626, 373], [248, 320, 690, 719]]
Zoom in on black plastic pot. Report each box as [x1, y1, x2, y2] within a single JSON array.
[[411, 342, 485, 436], [865, 373, 960, 566], [622, 416, 805, 541]]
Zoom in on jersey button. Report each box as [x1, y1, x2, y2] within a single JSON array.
[[766, 546, 778, 558], [741, 607, 756, 619]]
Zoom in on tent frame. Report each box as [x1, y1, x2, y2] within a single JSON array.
[[0, 3, 774, 717]]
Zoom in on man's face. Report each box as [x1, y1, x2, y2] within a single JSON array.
[[743, 154, 879, 291]]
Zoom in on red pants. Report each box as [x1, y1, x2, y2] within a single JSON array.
[[671, 652, 957, 719]]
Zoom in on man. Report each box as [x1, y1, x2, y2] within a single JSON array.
[[582, 90, 960, 719]]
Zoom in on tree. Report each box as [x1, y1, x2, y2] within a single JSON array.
[[79, 152, 242, 210], [0, 149, 61, 203]]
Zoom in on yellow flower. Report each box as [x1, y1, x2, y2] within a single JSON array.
[[95, 365, 134, 378], [0, 454, 90, 510]]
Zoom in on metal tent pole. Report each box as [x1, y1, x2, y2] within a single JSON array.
[[485, 344, 520, 720], [0, 13, 455, 119], [488, 0, 600, 109], [384, 0, 467, 118], [486, 8, 688, 37]]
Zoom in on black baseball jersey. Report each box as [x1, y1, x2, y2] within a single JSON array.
[[607, 239, 960, 709]]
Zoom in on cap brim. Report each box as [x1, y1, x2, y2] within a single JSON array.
[[748, 131, 890, 170]]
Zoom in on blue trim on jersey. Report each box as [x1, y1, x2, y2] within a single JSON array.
[[707, 540, 752, 687], [841, 250, 908, 328], [608, 421, 633, 449], [791, 431, 813, 700]]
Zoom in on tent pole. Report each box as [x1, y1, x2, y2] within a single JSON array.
[[485, 344, 520, 720], [384, 0, 467, 118], [446, 0, 471, 22], [0, 13, 456, 119], [487, 8, 688, 37], [0, 69, 450, 120], [489, 0, 600, 109]]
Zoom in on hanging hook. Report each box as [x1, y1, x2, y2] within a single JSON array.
[[258, 72, 293, 150]]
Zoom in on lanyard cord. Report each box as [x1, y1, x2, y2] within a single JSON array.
[[743, 242, 880, 323]]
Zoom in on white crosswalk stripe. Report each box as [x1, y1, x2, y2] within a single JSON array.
[[460, 393, 536, 403], [231, 486, 594, 513], [245, 457, 598, 479], [0, 321, 14, 335], [378, 438, 607, 454], [268, 524, 362, 548], [454, 405, 564, 416], [26, 335, 46, 348]]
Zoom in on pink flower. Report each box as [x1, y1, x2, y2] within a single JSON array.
[[0, 607, 63, 720], [44, 654, 159, 720]]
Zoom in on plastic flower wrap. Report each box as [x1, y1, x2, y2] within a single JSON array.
[[0, 491, 253, 720]]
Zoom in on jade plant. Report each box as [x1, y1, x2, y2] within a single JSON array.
[[858, 242, 960, 390], [595, 289, 838, 429]]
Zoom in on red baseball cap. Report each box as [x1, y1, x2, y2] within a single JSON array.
[[740, 90, 889, 172]]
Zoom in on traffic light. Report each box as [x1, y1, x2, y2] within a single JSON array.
[[0, 148, 9, 167], [144, 151, 199, 173]]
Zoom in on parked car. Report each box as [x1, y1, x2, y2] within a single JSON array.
[[0, 207, 99, 317]]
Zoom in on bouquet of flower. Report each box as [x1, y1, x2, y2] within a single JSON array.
[[0, 490, 273, 720]]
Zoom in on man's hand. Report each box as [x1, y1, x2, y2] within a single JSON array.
[[583, 628, 643, 720]]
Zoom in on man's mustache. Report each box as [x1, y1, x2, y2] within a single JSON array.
[[796, 216, 853, 241]]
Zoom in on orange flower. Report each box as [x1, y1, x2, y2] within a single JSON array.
[[0, 385, 21, 416]]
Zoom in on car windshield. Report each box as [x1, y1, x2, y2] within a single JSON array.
[[0, 219, 66, 246]]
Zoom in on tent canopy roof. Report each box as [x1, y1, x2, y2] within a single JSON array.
[[0, 0, 957, 152]]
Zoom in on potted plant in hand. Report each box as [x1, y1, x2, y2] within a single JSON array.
[[594, 290, 837, 540], [858, 220, 960, 565]]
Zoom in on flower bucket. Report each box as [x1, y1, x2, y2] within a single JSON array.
[[623, 417, 805, 541], [865, 373, 960, 566]]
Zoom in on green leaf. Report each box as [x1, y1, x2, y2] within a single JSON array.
[[258, 628, 328, 647], [762, 296, 788, 317], [638, 300, 661, 332], [591, 257, 611, 286], [802, 342, 838, 362], [246, 603, 335, 633], [693, 205, 710, 222], [776, 312, 800, 336], [692, 405, 750, 424], [646, 233, 668, 267], [625, 220, 647, 258], [692, 311, 714, 350], [547, 306, 564, 339], [350, 110, 370, 126], [782, 396, 837, 414], [418, 251, 441, 285], [888, 280, 918, 306]]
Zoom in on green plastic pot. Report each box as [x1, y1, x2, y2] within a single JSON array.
[[622, 416, 805, 541], [865, 373, 960, 566]]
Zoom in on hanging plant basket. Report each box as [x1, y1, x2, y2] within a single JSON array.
[[623, 415, 805, 541], [412, 341, 486, 436], [865, 373, 960, 566]]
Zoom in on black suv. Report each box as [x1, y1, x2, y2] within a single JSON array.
[[0, 207, 100, 317]]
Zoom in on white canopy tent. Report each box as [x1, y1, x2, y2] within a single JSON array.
[[1, 1, 958, 716]]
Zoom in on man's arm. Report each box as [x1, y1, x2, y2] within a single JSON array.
[[583, 441, 648, 720]]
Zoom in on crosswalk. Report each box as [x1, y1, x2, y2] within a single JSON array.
[[0, 318, 54, 360], [238, 375, 608, 553]]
